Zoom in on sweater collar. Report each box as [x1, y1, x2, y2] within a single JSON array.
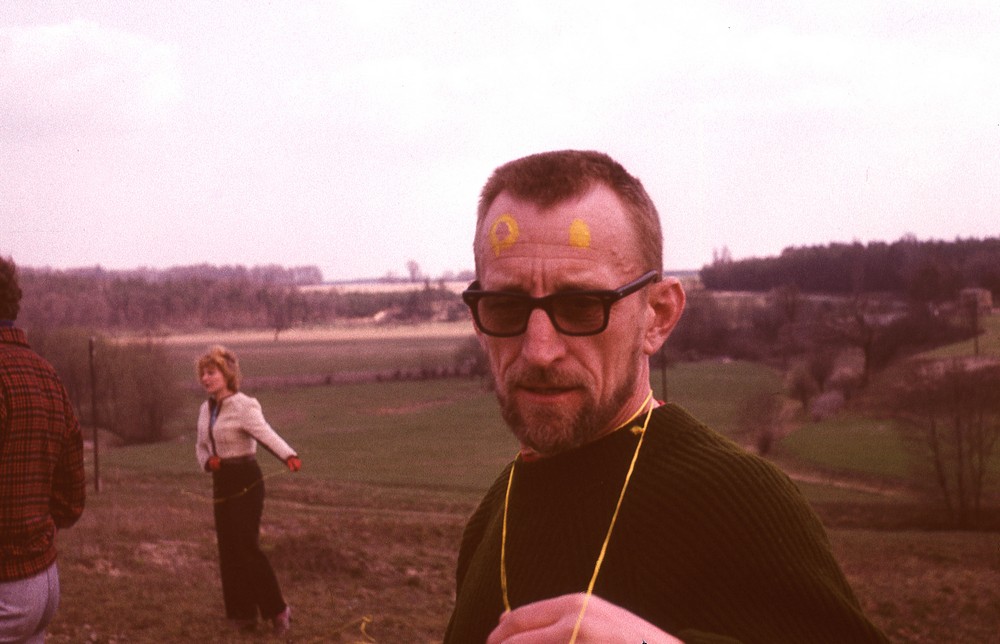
[[0, 325, 29, 347]]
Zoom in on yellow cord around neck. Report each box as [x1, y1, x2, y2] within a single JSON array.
[[500, 391, 656, 642]]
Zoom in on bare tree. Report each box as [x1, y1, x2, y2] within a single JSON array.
[[786, 364, 820, 414], [406, 259, 421, 283], [30, 327, 94, 413], [95, 339, 184, 444], [258, 286, 305, 341], [822, 296, 885, 388], [771, 283, 800, 325], [734, 391, 785, 456], [669, 290, 731, 360], [453, 336, 493, 388], [806, 348, 837, 392], [889, 359, 1000, 528]]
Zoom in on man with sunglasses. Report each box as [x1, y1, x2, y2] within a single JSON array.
[[444, 151, 887, 643]]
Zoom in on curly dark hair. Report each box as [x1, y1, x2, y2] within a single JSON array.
[[0, 256, 22, 321]]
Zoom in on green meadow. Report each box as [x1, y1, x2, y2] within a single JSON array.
[[47, 323, 1000, 642], [924, 313, 1000, 359]]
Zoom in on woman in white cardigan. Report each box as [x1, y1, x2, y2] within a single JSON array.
[[195, 345, 301, 636]]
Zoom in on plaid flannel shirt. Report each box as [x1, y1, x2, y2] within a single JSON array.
[[0, 326, 86, 581]]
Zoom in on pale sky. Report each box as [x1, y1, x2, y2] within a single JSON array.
[[2, 1, 998, 281]]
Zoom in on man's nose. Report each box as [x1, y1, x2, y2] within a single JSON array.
[[520, 308, 566, 365]]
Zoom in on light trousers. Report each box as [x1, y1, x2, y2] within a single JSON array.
[[0, 563, 59, 644]]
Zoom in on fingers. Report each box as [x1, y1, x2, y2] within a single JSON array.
[[487, 595, 582, 643], [487, 594, 682, 644]]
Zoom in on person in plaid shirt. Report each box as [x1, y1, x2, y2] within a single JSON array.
[[0, 257, 86, 643]]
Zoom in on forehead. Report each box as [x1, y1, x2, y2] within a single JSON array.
[[477, 185, 636, 267]]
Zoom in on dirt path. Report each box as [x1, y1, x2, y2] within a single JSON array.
[[268, 497, 471, 523], [782, 467, 910, 498]]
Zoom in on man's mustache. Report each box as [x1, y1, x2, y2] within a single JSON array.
[[506, 365, 584, 390]]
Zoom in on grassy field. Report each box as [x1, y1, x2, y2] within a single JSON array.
[[777, 414, 911, 479], [152, 322, 475, 383], [47, 326, 1000, 642], [924, 312, 1000, 359]]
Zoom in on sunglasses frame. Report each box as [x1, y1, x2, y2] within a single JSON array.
[[462, 270, 660, 337]]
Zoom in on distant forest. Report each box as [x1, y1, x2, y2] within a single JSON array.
[[700, 236, 1000, 301], [14, 236, 997, 333], [16, 263, 463, 333]]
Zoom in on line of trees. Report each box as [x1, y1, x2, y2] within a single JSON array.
[[700, 236, 1000, 301], [16, 264, 465, 335], [667, 287, 974, 380]]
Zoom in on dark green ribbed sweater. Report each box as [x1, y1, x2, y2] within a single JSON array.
[[444, 404, 888, 643]]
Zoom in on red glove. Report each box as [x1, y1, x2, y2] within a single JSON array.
[[206, 456, 222, 472], [286, 456, 302, 472]]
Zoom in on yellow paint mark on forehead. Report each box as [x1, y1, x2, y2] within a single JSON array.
[[490, 214, 520, 257], [568, 218, 591, 249]]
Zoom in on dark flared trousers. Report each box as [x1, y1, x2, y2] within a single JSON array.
[[212, 459, 286, 622]]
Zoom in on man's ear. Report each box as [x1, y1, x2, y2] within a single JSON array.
[[643, 277, 686, 356]]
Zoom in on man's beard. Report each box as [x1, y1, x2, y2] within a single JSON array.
[[497, 362, 639, 457]]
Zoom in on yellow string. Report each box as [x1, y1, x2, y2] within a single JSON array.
[[570, 393, 654, 643], [180, 468, 292, 505], [357, 614, 376, 642], [500, 462, 516, 612], [500, 390, 656, 637], [327, 614, 376, 642]]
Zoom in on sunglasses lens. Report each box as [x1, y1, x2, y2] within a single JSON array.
[[550, 295, 607, 334], [476, 295, 531, 335]]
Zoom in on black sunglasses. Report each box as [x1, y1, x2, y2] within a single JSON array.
[[462, 270, 660, 337]]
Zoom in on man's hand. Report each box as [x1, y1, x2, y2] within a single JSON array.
[[206, 456, 222, 472], [286, 456, 302, 472], [487, 593, 682, 644]]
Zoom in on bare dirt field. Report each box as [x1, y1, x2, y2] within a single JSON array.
[[50, 468, 1000, 643]]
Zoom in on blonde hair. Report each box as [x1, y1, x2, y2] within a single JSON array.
[[195, 345, 241, 392]]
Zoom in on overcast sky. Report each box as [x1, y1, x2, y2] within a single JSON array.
[[2, 1, 997, 281]]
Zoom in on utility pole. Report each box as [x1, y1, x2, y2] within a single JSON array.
[[89, 337, 101, 493], [972, 300, 980, 357]]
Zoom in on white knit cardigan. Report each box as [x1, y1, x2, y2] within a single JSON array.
[[195, 392, 297, 470]]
